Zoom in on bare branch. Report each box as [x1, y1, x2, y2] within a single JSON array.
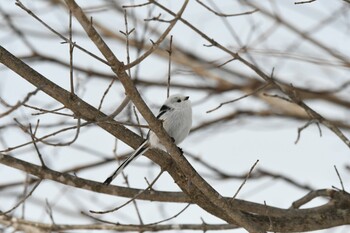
[[294, 0, 317, 4], [0, 214, 238, 232], [233, 160, 259, 199], [15, 0, 108, 65], [167, 35, 173, 98], [334, 165, 345, 192], [124, 0, 189, 69], [291, 189, 333, 209], [294, 119, 322, 144], [0, 88, 39, 118], [207, 82, 271, 113], [1, 180, 42, 215], [196, 0, 258, 17], [90, 169, 164, 214]]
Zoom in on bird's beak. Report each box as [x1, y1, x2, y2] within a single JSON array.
[[184, 96, 189, 100]]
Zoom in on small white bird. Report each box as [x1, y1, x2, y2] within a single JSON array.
[[103, 94, 192, 185]]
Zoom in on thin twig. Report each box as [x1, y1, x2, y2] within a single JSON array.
[[108, 95, 131, 119], [69, 10, 75, 95], [294, 119, 321, 144], [145, 203, 191, 226], [122, 174, 144, 225], [232, 160, 259, 199], [295, 0, 316, 4], [0, 89, 39, 118], [45, 199, 55, 224], [74, 213, 237, 231], [21, 175, 29, 218], [29, 122, 46, 167], [97, 78, 115, 111], [24, 105, 72, 117], [15, 0, 108, 65], [2, 119, 87, 153], [334, 165, 345, 191], [240, 56, 350, 149], [122, 2, 152, 8], [263, 93, 292, 103], [207, 82, 271, 113], [1, 180, 42, 215], [0, 5, 36, 52], [122, 9, 134, 77], [124, 0, 189, 69], [196, 0, 258, 17], [33, 118, 82, 147], [133, 105, 143, 137], [90, 169, 164, 214], [167, 35, 173, 98]]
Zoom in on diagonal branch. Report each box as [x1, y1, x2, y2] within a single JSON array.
[[124, 0, 189, 69], [0, 153, 185, 202], [0, 43, 259, 232], [62, 1, 265, 232]]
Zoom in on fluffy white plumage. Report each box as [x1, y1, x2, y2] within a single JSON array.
[[104, 94, 192, 185]]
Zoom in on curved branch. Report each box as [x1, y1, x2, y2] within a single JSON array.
[[1, 153, 350, 232], [0, 153, 187, 203]]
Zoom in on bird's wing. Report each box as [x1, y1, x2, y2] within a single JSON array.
[[156, 104, 173, 120]]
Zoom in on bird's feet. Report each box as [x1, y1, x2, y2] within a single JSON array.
[[177, 146, 184, 155], [170, 137, 183, 154]]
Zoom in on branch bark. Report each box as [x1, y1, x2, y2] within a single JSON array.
[[1, 1, 350, 231], [1, 153, 350, 232], [61, 0, 266, 232], [0, 43, 260, 232]]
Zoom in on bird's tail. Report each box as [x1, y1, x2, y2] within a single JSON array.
[[103, 140, 149, 185]]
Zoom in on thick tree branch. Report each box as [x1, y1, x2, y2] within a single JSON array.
[[2, 151, 350, 232], [61, 1, 265, 232], [0, 43, 258, 232]]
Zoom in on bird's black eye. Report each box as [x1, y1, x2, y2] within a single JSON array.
[[177, 99, 181, 103]]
